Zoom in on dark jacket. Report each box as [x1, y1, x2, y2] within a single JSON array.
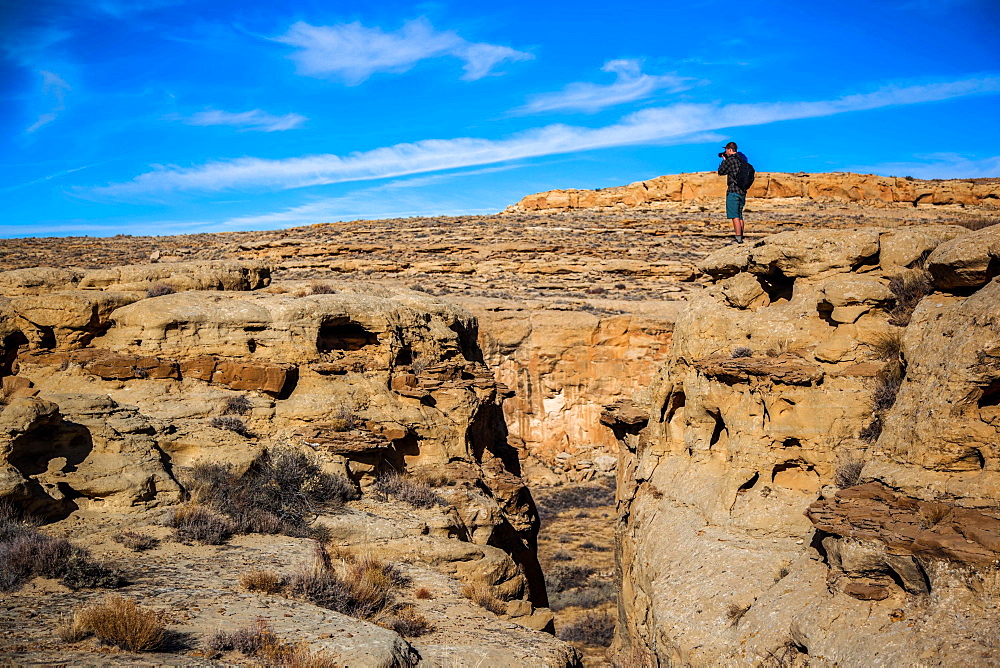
[[718, 151, 748, 195]]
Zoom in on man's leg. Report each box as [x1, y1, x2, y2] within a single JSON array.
[[732, 217, 744, 239]]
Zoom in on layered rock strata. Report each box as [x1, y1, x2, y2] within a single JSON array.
[[467, 299, 678, 482], [0, 262, 573, 663], [512, 172, 1000, 212], [609, 223, 1000, 665]]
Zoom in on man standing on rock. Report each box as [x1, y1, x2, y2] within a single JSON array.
[[717, 141, 751, 244]]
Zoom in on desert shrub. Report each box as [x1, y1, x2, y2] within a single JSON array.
[[887, 270, 933, 326], [56, 613, 89, 643], [285, 544, 405, 621], [146, 283, 175, 298], [113, 530, 159, 551], [309, 282, 337, 295], [76, 595, 165, 651], [860, 330, 906, 443], [0, 508, 123, 591], [239, 568, 285, 594], [835, 460, 865, 488], [208, 618, 278, 655], [549, 581, 616, 611], [222, 394, 253, 416], [535, 480, 616, 520], [60, 549, 126, 589], [380, 604, 433, 637], [414, 586, 433, 599], [731, 346, 753, 358], [547, 565, 596, 593], [167, 504, 234, 545], [330, 405, 360, 432], [209, 620, 339, 666], [550, 550, 574, 562], [461, 579, 506, 615], [181, 448, 359, 539], [868, 329, 903, 363], [557, 610, 615, 646], [209, 416, 257, 439], [373, 472, 445, 509], [579, 541, 610, 552]]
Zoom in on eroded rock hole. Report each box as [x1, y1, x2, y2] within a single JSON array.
[[817, 301, 837, 327], [317, 319, 378, 352], [1, 331, 29, 376], [979, 380, 1000, 408], [394, 345, 414, 366], [757, 273, 794, 303], [661, 390, 685, 423], [737, 472, 760, 494], [709, 410, 727, 448]]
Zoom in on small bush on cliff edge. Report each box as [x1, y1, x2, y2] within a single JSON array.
[[887, 270, 933, 326], [373, 472, 445, 509], [860, 329, 907, 443]]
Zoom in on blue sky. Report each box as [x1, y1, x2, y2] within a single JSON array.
[[2, 0, 999, 238]]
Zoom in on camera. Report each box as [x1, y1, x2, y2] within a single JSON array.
[[718, 152, 726, 158]]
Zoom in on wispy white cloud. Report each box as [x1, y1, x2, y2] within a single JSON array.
[[217, 164, 538, 229], [275, 17, 533, 85], [517, 59, 695, 114], [26, 70, 71, 133], [180, 109, 307, 132], [89, 76, 1000, 197], [847, 153, 1000, 179]]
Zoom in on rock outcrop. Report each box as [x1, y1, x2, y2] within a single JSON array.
[[609, 223, 1000, 665], [467, 300, 677, 483], [511, 172, 1000, 212], [1, 263, 574, 663]]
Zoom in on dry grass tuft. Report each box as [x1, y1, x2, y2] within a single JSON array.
[[76, 595, 165, 651], [146, 283, 175, 298], [56, 613, 89, 643], [112, 530, 159, 552], [887, 270, 933, 326], [283, 544, 406, 621], [373, 472, 445, 509], [239, 568, 285, 594], [208, 416, 257, 439], [462, 580, 506, 615], [834, 460, 865, 488], [379, 604, 433, 637], [414, 586, 433, 599]]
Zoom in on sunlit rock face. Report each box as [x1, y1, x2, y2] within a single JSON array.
[[511, 172, 1000, 212], [607, 224, 1000, 666], [0, 266, 565, 649]]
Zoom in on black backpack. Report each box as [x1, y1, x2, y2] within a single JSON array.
[[736, 159, 756, 191]]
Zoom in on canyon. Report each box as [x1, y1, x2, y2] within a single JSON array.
[[1, 171, 998, 665]]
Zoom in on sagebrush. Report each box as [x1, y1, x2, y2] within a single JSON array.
[[178, 448, 359, 541]]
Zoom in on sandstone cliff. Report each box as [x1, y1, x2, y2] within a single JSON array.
[[512, 172, 1000, 212], [466, 299, 678, 483], [607, 223, 1000, 665], [0, 262, 579, 665]]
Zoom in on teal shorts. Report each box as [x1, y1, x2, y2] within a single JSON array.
[[726, 192, 746, 219]]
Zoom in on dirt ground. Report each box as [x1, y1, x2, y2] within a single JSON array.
[[535, 479, 618, 666]]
